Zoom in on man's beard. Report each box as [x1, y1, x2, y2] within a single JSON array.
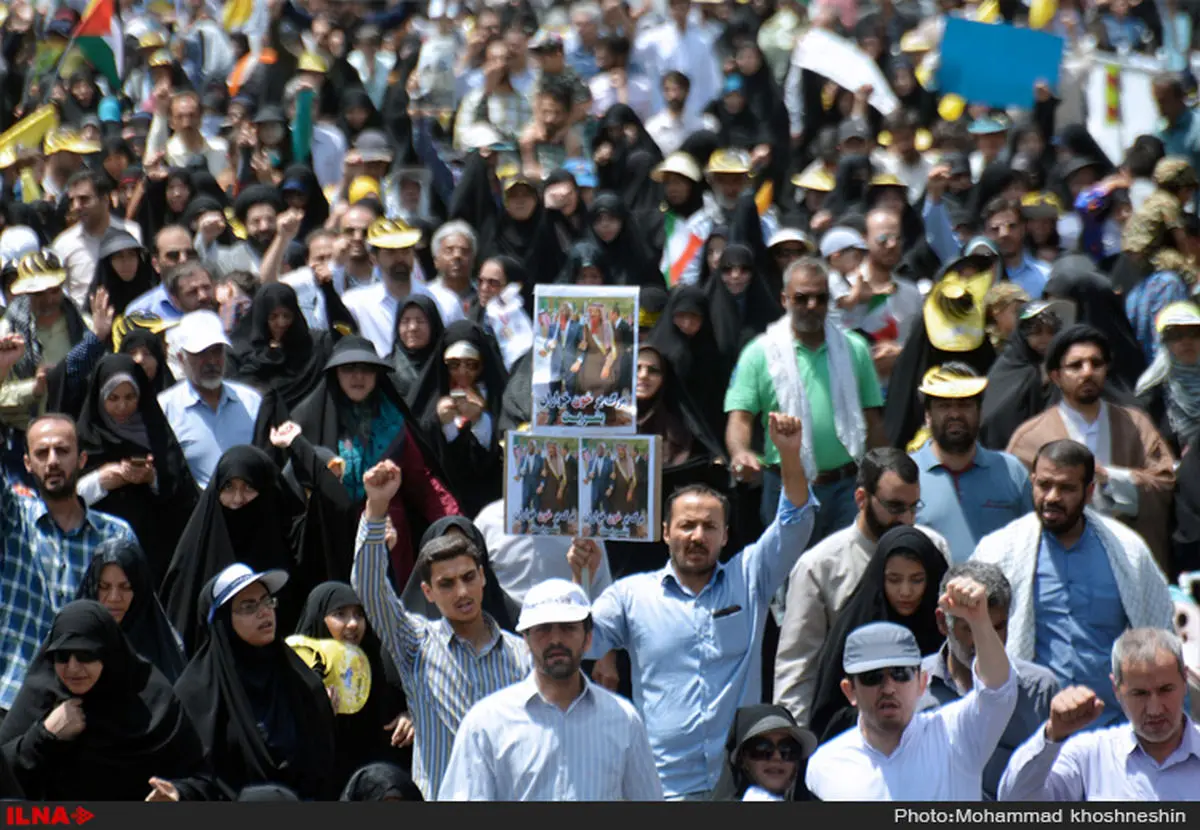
[[1036, 497, 1085, 535], [386, 263, 412, 283], [539, 647, 580, 680], [35, 468, 78, 500], [931, 417, 977, 454], [863, 501, 902, 540], [249, 231, 275, 253], [791, 310, 823, 335]]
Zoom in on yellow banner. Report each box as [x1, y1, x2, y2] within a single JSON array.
[[0, 105, 60, 156]]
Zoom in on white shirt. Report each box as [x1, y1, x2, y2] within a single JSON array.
[[438, 673, 665, 801], [52, 217, 144, 309], [633, 23, 720, 120], [1057, 401, 1105, 457], [425, 277, 472, 325], [805, 662, 1019, 801], [588, 73, 656, 123], [342, 279, 453, 357], [645, 108, 707, 157], [474, 500, 613, 606], [999, 716, 1200, 801], [281, 266, 329, 331], [165, 132, 230, 179], [871, 149, 934, 204]]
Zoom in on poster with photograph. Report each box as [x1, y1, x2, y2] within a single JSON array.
[[504, 432, 581, 536], [532, 285, 638, 431], [578, 436, 660, 542]]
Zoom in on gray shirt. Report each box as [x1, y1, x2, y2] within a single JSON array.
[[919, 646, 1059, 800]]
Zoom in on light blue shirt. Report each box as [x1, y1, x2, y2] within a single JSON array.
[[438, 672, 664, 801], [157, 379, 263, 490], [1000, 717, 1200, 801], [1034, 521, 1128, 730], [125, 284, 183, 322], [586, 488, 818, 798], [922, 199, 962, 265], [1007, 255, 1051, 298], [912, 442, 1033, 563]]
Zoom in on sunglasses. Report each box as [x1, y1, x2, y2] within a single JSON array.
[[446, 358, 482, 372], [52, 650, 101, 664], [855, 666, 917, 686], [743, 737, 804, 762], [790, 292, 829, 307], [161, 248, 198, 263]]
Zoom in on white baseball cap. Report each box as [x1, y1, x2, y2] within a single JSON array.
[[175, 310, 231, 354], [208, 563, 289, 622], [819, 227, 868, 258], [516, 578, 591, 633]]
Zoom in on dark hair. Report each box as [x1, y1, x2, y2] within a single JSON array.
[[66, 168, 114, 197], [939, 561, 1012, 613], [102, 137, 133, 161], [1032, 439, 1095, 486], [219, 269, 258, 301], [536, 77, 572, 111], [665, 483, 730, 526], [164, 259, 213, 296], [663, 70, 690, 92], [856, 448, 919, 493], [982, 196, 1022, 225], [882, 109, 919, 134], [1152, 72, 1186, 98], [1123, 135, 1165, 179], [416, 534, 485, 584], [598, 33, 631, 60], [1044, 323, 1111, 372]]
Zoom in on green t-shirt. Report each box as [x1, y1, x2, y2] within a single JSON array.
[[723, 330, 883, 470]]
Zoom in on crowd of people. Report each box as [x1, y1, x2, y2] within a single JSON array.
[[0, 0, 1198, 805]]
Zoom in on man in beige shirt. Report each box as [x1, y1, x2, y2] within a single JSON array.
[[773, 447, 950, 726]]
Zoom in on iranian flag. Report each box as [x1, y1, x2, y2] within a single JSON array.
[[76, 0, 124, 90]]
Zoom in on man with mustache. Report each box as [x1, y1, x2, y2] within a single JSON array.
[[1005, 325, 1176, 570], [1000, 627, 1200, 801], [567, 412, 816, 799], [0, 333, 136, 720], [804, 573, 1018, 800], [438, 579, 662, 801], [774, 448, 951, 728], [910, 363, 1033, 563], [972, 439, 1173, 734]]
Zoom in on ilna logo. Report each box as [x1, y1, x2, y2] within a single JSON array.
[[4, 807, 93, 825]]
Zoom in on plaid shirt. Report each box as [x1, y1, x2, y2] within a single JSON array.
[[453, 87, 533, 151], [0, 481, 135, 710]]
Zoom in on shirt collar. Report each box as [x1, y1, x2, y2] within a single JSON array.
[[184, 380, 236, 408], [436, 613, 503, 655], [33, 498, 96, 533], [658, 558, 726, 596], [1124, 716, 1200, 764], [914, 441, 990, 472], [519, 671, 596, 713]]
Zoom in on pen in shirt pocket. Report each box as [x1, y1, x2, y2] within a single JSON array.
[[712, 605, 742, 619]]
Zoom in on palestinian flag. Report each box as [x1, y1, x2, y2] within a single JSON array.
[[76, 0, 124, 90]]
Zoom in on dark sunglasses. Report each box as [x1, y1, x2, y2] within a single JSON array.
[[52, 650, 101, 664], [856, 666, 917, 686], [743, 737, 805, 762], [160, 248, 198, 263], [790, 291, 829, 307]]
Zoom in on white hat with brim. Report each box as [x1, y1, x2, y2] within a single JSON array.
[[768, 227, 816, 251], [736, 713, 819, 761], [9, 271, 66, 296], [651, 152, 702, 184], [515, 578, 592, 633], [208, 563, 289, 622], [175, 310, 232, 354]]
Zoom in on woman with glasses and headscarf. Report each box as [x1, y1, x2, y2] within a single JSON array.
[[711, 704, 816, 801]]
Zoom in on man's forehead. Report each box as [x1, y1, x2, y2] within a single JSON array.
[[29, 421, 76, 446], [430, 557, 479, 580]]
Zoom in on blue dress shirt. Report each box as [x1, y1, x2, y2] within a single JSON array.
[[124, 284, 183, 322], [157, 380, 262, 490]]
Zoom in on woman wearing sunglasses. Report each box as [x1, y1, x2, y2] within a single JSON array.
[[807, 525, 949, 742], [711, 704, 816, 801]]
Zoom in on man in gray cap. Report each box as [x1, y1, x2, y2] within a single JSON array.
[[804, 572, 1018, 800]]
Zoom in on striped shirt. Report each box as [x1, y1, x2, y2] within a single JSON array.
[[351, 516, 531, 800], [0, 483, 136, 710], [438, 673, 664, 801]]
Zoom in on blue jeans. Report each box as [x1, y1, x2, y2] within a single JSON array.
[[759, 468, 858, 547]]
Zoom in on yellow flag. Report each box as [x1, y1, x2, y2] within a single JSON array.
[[223, 0, 254, 31], [975, 0, 1001, 23], [0, 106, 60, 158], [755, 180, 774, 216]]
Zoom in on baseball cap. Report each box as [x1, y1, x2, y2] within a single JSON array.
[[208, 563, 289, 622], [562, 158, 597, 188], [819, 227, 867, 257], [768, 227, 815, 252], [515, 578, 591, 633], [837, 118, 871, 144], [1156, 301, 1200, 335], [175, 310, 231, 354], [843, 621, 922, 674], [354, 129, 396, 163], [530, 30, 564, 52]]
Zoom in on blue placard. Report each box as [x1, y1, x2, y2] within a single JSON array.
[[936, 18, 1065, 109]]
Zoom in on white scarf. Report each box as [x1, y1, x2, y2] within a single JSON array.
[[761, 315, 866, 479]]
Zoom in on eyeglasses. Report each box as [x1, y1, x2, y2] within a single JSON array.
[[446, 358, 482, 372], [855, 666, 917, 686], [161, 248, 198, 263], [874, 233, 900, 244], [743, 737, 805, 762], [790, 291, 829, 307], [232, 595, 278, 616], [874, 496, 923, 516], [52, 650, 101, 664]]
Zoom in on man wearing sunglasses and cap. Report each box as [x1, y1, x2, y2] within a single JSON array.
[[439, 578, 662, 801], [805, 572, 1019, 800]]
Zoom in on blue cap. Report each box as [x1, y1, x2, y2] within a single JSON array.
[[98, 96, 122, 124], [968, 116, 1009, 136], [281, 178, 307, 193], [562, 158, 596, 188], [722, 74, 744, 95], [207, 563, 289, 622]]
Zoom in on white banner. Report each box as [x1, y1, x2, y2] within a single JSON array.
[[789, 29, 900, 116]]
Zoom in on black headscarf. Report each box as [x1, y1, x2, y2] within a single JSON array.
[[174, 578, 337, 799], [87, 230, 157, 316], [650, 285, 735, 440], [161, 446, 304, 656], [75, 355, 198, 582], [280, 165, 331, 238], [555, 239, 611, 284], [230, 282, 334, 408], [808, 526, 948, 742], [336, 88, 384, 146], [340, 762, 423, 801], [587, 191, 659, 288], [294, 582, 407, 789], [707, 242, 783, 356], [76, 539, 188, 683], [398, 516, 519, 633], [117, 328, 177, 394], [823, 154, 874, 220], [979, 315, 1055, 450], [1043, 255, 1145, 391], [710, 704, 811, 801], [0, 601, 213, 801], [390, 294, 445, 402]]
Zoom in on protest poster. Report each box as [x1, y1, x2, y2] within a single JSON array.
[[504, 432, 581, 536], [937, 19, 1064, 109], [531, 285, 638, 431], [578, 436, 660, 542], [789, 29, 900, 116]]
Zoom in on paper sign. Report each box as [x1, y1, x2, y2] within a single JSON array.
[[789, 29, 900, 116], [937, 19, 1064, 109]]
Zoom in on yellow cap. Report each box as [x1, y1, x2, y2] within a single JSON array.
[[138, 31, 167, 50], [495, 161, 521, 181], [367, 217, 421, 250], [868, 172, 905, 189], [285, 636, 372, 715], [1156, 301, 1200, 335], [938, 93, 966, 122], [147, 48, 173, 68], [652, 151, 703, 184], [924, 258, 997, 352], [918, 364, 989, 399], [899, 29, 933, 53], [298, 51, 329, 74], [43, 127, 101, 156], [348, 175, 381, 204], [877, 128, 933, 152], [791, 165, 835, 192], [11, 251, 68, 295], [705, 148, 752, 175]]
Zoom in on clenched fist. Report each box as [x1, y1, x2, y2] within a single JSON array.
[[1046, 686, 1105, 743]]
